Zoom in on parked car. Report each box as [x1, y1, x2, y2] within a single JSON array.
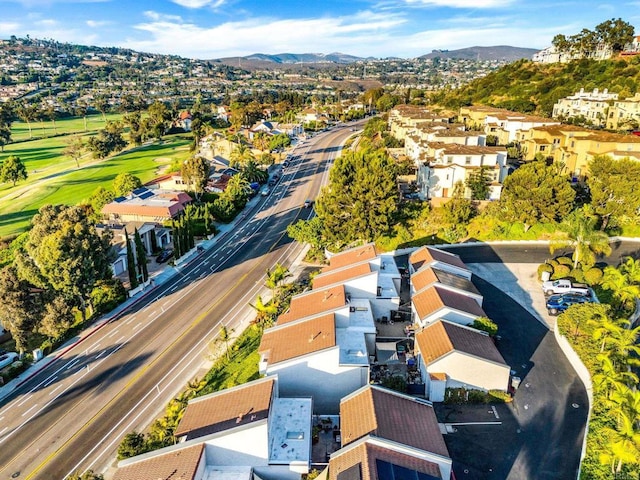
[[0, 352, 18, 370], [304, 199, 313, 208], [261, 187, 271, 197], [546, 293, 591, 315], [156, 249, 174, 263], [542, 279, 590, 296]]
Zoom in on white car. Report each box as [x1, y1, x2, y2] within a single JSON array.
[[0, 352, 18, 370], [261, 187, 271, 197]]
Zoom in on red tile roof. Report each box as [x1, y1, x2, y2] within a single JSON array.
[[340, 385, 449, 458], [278, 285, 346, 324], [313, 263, 373, 289], [174, 377, 274, 440], [325, 244, 378, 272], [259, 313, 336, 364], [329, 440, 443, 480], [415, 320, 506, 366], [411, 267, 480, 296], [409, 246, 468, 272], [113, 443, 204, 480], [412, 285, 485, 321]]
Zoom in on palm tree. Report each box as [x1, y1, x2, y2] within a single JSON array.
[[599, 412, 640, 474], [249, 295, 278, 330], [602, 322, 640, 369], [593, 353, 638, 400], [619, 256, 640, 284], [215, 325, 234, 361], [241, 159, 268, 184], [230, 142, 255, 169], [265, 263, 291, 296], [591, 316, 627, 353], [601, 266, 640, 311], [549, 207, 611, 269]]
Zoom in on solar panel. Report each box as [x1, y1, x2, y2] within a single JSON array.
[[138, 190, 154, 200], [114, 196, 127, 203], [132, 187, 149, 196], [375, 459, 440, 480]]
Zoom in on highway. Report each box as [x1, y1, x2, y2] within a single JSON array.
[[0, 123, 362, 480]]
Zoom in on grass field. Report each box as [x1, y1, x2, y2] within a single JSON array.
[[9, 113, 123, 142], [0, 136, 192, 238]]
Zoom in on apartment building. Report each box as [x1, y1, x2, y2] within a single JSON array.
[[552, 88, 618, 127], [606, 92, 640, 130]]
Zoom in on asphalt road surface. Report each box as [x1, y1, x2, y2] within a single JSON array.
[[0, 122, 364, 480]]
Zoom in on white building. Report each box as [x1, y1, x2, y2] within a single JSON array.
[[410, 265, 483, 306], [409, 246, 472, 279], [114, 377, 312, 480], [412, 284, 487, 328], [552, 88, 618, 127], [415, 319, 510, 401]]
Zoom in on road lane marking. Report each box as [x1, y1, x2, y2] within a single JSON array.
[[88, 343, 101, 353], [42, 376, 58, 388], [124, 316, 136, 325], [142, 304, 151, 312], [66, 358, 80, 370], [148, 311, 157, 318], [48, 385, 63, 396], [17, 395, 32, 407], [0, 427, 7, 437], [169, 285, 178, 293], [107, 328, 120, 338], [21, 404, 38, 417], [133, 323, 141, 331]]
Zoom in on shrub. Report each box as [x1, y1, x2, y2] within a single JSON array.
[[472, 316, 498, 336], [91, 279, 127, 315], [583, 267, 603, 285], [551, 264, 571, 279], [537, 263, 553, 281], [568, 268, 585, 284], [488, 389, 512, 403], [548, 259, 559, 269], [556, 256, 573, 266]]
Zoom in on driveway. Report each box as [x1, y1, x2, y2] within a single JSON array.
[[435, 263, 588, 480]]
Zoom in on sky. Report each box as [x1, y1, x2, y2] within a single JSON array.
[[0, 0, 639, 59]]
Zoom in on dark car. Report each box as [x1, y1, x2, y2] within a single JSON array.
[[304, 199, 313, 208], [156, 249, 174, 263], [546, 293, 590, 315]]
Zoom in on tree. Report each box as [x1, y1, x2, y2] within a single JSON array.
[[113, 172, 142, 196], [215, 325, 234, 361], [16, 101, 36, 139], [229, 142, 254, 169], [63, 135, 86, 169], [249, 295, 278, 330], [601, 266, 640, 312], [0, 123, 11, 152], [265, 263, 291, 296], [94, 95, 109, 122], [134, 228, 148, 283], [0, 155, 28, 186], [595, 18, 636, 52], [181, 156, 210, 200], [315, 150, 398, 248], [86, 121, 126, 159], [465, 166, 491, 200], [472, 316, 498, 336], [39, 295, 75, 339], [88, 186, 115, 219], [548, 207, 611, 269], [117, 431, 147, 460], [287, 216, 324, 250], [0, 266, 43, 353], [599, 412, 640, 474], [441, 182, 475, 225], [587, 156, 640, 231], [18, 205, 114, 321], [240, 158, 268, 184], [500, 160, 575, 231], [147, 100, 172, 139], [67, 471, 104, 480]]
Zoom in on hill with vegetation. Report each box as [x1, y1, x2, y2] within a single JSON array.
[[430, 56, 640, 117], [421, 46, 538, 62]]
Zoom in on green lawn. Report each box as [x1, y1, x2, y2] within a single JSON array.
[[0, 136, 192, 238], [10, 113, 123, 142]]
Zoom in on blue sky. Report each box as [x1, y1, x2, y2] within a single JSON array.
[[1, 0, 639, 59]]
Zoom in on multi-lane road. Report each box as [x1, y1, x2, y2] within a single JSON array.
[[0, 123, 362, 480]]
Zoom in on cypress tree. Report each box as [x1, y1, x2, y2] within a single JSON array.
[[134, 228, 148, 282], [172, 220, 182, 258], [149, 228, 158, 252], [125, 229, 138, 288]]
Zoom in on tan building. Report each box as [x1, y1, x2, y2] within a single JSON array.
[[606, 93, 640, 130], [388, 105, 450, 141]]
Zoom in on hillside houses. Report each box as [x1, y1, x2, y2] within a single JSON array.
[[101, 187, 192, 223], [552, 88, 618, 127]]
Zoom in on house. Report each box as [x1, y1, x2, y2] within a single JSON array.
[[114, 376, 313, 480], [101, 187, 192, 223], [328, 385, 452, 480], [409, 246, 471, 279], [416, 142, 508, 200], [606, 92, 640, 130], [482, 110, 559, 145], [412, 285, 487, 328], [414, 319, 510, 401], [552, 88, 618, 127], [259, 285, 376, 413], [410, 266, 482, 306], [178, 111, 192, 131], [145, 172, 192, 192], [96, 221, 171, 276]]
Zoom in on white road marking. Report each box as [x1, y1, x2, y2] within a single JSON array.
[[48, 384, 63, 396], [107, 328, 120, 338], [43, 375, 58, 388], [89, 342, 101, 353], [21, 404, 38, 417], [16, 395, 32, 407], [142, 304, 151, 312], [66, 358, 81, 370]]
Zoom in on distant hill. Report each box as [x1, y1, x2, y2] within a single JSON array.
[[421, 46, 538, 62], [215, 52, 371, 70]]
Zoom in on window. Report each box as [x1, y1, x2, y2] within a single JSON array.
[[465, 156, 472, 165], [540, 145, 546, 152], [446, 156, 453, 164]]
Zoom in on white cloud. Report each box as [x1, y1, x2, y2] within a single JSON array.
[[170, 0, 225, 8], [143, 10, 184, 23], [86, 19, 110, 28], [126, 11, 407, 58], [405, 0, 513, 7], [0, 21, 22, 35]]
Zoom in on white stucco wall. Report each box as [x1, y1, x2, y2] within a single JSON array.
[[266, 348, 367, 414], [426, 352, 510, 392], [204, 423, 269, 466]]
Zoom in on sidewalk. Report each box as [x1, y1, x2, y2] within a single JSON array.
[[0, 191, 267, 403]]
